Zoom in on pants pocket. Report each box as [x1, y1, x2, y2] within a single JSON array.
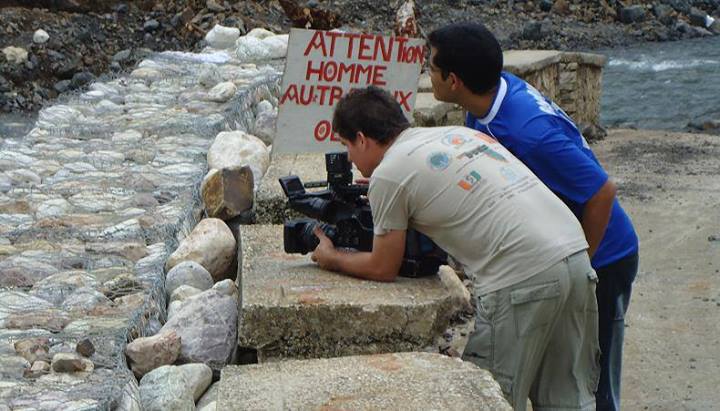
[[463, 293, 495, 369], [510, 280, 561, 337]]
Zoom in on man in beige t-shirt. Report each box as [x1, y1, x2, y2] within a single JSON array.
[[312, 86, 599, 411]]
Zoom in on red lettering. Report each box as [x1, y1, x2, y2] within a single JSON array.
[[371, 65, 387, 86], [280, 84, 319, 106], [374, 37, 393, 62], [322, 61, 337, 82], [326, 31, 342, 57], [357, 34, 374, 60], [394, 90, 413, 111], [353, 64, 372, 83], [305, 60, 323, 81], [314, 120, 332, 141], [280, 84, 298, 105], [394, 37, 409, 62], [304, 31, 327, 57], [329, 86, 343, 105], [343, 33, 361, 58]]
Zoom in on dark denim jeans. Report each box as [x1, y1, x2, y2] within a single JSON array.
[[595, 252, 639, 411]]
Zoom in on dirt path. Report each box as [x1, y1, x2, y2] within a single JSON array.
[[593, 129, 720, 410]]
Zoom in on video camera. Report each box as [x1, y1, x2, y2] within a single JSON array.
[[279, 151, 447, 278]]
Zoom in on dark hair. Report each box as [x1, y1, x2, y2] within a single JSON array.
[[332, 86, 410, 144], [427, 22, 503, 95]]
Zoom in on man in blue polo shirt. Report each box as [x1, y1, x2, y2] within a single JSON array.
[[427, 23, 639, 411]]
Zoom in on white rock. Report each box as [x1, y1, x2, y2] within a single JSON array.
[[255, 99, 274, 115], [5, 169, 41, 185], [36, 198, 71, 219], [235, 36, 271, 61], [2, 47, 28, 64], [198, 63, 222, 88], [178, 363, 213, 401], [246, 28, 275, 39], [263, 34, 289, 59], [112, 130, 143, 143], [205, 25, 240, 49], [207, 81, 237, 103], [165, 261, 214, 298], [33, 29, 50, 44], [207, 130, 270, 186], [165, 218, 236, 282]]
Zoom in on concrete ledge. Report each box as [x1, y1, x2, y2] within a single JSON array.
[[237, 224, 468, 361], [412, 92, 462, 126], [218, 352, 511, 410]]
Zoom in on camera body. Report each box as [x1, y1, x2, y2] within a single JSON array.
[[279, 151, 447, 278]]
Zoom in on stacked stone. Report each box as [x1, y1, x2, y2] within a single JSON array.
[[0, 27, 285, 410]]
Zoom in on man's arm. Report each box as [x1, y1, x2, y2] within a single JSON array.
[[311, 226, 406, 282], [582, 179, 616, 258]]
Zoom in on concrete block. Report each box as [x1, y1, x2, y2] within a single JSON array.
[[237, 225, 468, 361], [412, 92, 461, 126], [218, 352, 511, 410]]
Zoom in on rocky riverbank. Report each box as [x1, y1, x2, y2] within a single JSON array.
[[1, 0, 719, 113]]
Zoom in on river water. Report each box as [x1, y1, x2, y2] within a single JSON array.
[[598, 35, 720, 131]]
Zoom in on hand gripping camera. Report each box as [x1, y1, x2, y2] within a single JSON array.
[[279, 151, 447, 278]]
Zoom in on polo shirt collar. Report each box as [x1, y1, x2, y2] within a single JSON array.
[[476, 76, 507, 126]]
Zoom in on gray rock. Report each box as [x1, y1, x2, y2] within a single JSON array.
[[70, 71, 94, 89], [113, 49, 133, 63], [0, 354, 30, 378], [196, 381, 219, 409], [619, 5, 647, 23], [139, 365, 194, 411], [178, 363, 213, 401], [54, 79, 72, 93], [252, 108, 277, 145], [160, 280, 238, 370], [29, 271, 98, 306], [165, 261, 214, 298], [169, 285, 203, 303], [689, 7, 708, 27], [143, 19, 161, 32]]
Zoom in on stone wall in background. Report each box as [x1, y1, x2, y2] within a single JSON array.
[[415, 49, 607, 139]]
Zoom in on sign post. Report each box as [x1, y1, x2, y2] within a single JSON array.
[[273, 28, 425, 154]]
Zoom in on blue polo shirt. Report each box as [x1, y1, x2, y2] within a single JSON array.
[[466, 72, 638, 269]]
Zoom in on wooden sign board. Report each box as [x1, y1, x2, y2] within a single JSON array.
[[273, 28, 425, 154]]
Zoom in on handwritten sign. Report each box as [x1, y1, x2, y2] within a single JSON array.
[[273, 28, 425, 154]]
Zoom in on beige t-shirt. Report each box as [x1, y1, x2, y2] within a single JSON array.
[[369, 126, 588, 294]]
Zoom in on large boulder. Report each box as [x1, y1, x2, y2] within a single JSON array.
[[201, 166, 254, 220], [139, 365, 195, 411], [165, 218, 236, 282], [207, 130, 269, 188], [205, 24, 240, 49], [125, 331, 182, 379], [160, 280, 239, 371]]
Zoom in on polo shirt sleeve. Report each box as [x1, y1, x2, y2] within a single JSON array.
[[368, 176, 409, 235], [518, 118, 608, 205]]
